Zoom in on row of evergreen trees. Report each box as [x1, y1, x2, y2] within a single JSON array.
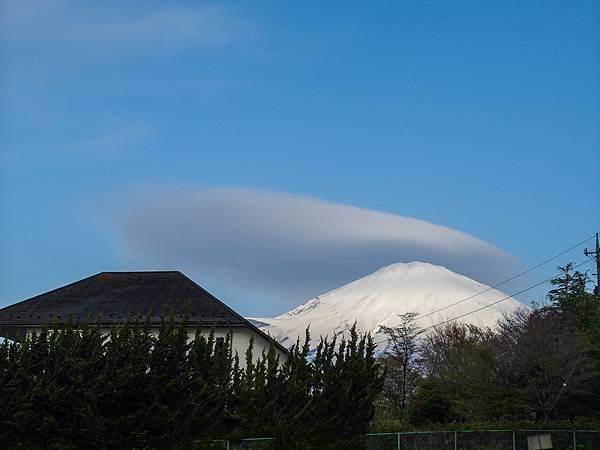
[[376, 264, 600, 428], [0, 320, 383, 449]]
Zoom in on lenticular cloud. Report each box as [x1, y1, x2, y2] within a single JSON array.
[[108, 186, 518, 313]]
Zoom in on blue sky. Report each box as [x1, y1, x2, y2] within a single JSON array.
[[1, 1, 598, 316]]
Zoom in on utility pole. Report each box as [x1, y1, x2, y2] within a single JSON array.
[[584, 232, 600, 298]]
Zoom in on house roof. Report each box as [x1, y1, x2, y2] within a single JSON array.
[[0, 271, 288, 353]]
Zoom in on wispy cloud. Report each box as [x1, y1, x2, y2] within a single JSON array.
[[0, 124, 152, 163], [103, 186, 519, 314], [66, 125, 152, 158], [1, 1, 252, 55]]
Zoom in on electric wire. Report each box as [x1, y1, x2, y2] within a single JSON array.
[[414, 235, 595, 322], [372, 256, 595, 346], [417, 257, 595, 335], [533, 352, 585, 442]]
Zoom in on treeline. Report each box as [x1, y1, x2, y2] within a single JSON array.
[[0, 321, 383, 449], [376, 264, 600, 428]]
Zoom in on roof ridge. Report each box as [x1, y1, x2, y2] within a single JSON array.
[[99, 270, 182, 274], [1, 271, 182, 308], [0, 271, 289, 354], [177, 272, 289, 354], [0, 272, 103, 310]]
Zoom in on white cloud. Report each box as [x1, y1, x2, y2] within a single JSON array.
[[105, 186, 519, 315]]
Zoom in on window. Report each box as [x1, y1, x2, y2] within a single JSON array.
[[215, 337, 225, 350]]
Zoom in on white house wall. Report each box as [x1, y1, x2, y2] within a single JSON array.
[[25, 325, 287, 367]]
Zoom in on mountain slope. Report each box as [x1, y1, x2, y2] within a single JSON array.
[[251, 261, 524, 351]]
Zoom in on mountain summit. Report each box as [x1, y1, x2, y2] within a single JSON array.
[[251, 261, 524, 351]]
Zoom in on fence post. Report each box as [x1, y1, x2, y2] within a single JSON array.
[[454, 431, 458, 450], [397, 432, 400, 450], [573, 430, 577, 449], [512, 430, 516, 450]]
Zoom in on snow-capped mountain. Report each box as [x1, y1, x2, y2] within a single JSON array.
[[251, 261, 524, 352]]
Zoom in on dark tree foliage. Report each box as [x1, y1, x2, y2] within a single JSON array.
[[0, 319, 383, 449], [376, 264, 600, 428]]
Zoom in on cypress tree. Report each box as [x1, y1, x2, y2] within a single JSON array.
[[0, 318, 385, 448], [95, 318, 153, 448], [186, 327, 234, 440], [144, 316, 192, 448]]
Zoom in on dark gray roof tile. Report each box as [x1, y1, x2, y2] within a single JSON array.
[[0, 271, 287, 353], [0, 271, 244, 326]]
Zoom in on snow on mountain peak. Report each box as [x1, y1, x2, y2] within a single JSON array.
[[371, 261, 451, 277], [251, 261, 524, 351]]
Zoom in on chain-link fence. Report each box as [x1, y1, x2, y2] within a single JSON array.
[[207, 430, 600, 449], [364, 430, 600, 450], [234, 438, 274, 449], [205, 438, 274, 449]]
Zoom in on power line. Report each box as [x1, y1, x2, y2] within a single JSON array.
[[373, 256, 595, 346], [415, 235, 595, 322], [533, 351, 585, 444], [417, 257, 594, 334]]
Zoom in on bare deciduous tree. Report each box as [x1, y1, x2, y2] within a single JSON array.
[[379, 312, 421, 418]]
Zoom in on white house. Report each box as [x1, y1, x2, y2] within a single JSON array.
[[0, 271, 288, 362]]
